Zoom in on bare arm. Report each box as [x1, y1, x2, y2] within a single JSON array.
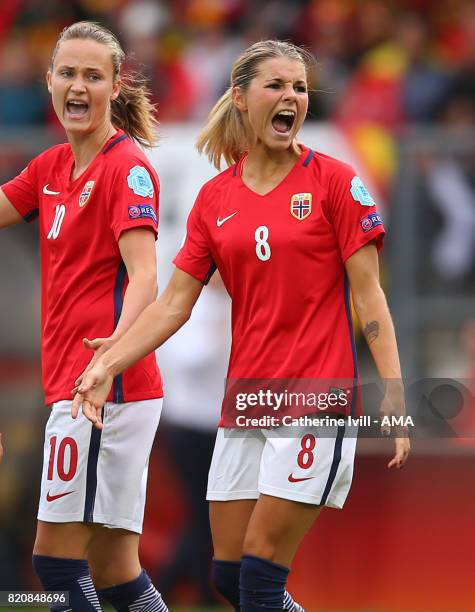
[[115, 227, 158, 337], [75, 227, 159, 377], [0, 188, 23, 229], [345, 243, 410, 469], [72, 267, 204, 427]]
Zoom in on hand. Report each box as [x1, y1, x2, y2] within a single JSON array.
[[388, 436, 411, 469], [73, 336, 116, 392], [71, 362, 114, 430], [380, 383, 411, 469]]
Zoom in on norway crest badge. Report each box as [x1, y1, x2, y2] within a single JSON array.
[[290, 193, 312, 220], [79, 180, 95, 208]]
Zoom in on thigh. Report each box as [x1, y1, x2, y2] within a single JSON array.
[[259, 422, 358, 508], [243, 494, 322, 567], [207, 427, 265, 502], [94, 398, 162, 533], [210, 500, 256, 561], [37, 401, 97, 526], [87, 527, 141, 589]]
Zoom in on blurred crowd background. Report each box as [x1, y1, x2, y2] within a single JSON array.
[[0, 1, 474, 610]]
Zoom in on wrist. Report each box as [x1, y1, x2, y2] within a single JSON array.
[[99, 353, 118, 379]]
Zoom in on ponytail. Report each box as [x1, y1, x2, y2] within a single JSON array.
[[111, 73, 158, 148], [197, 88, 250, 170]]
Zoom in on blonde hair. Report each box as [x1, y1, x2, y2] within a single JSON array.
[[52, 21, 158, 147], [197, 40, 315, 169]]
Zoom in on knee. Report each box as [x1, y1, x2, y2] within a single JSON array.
[[242, 530, 280, 563]]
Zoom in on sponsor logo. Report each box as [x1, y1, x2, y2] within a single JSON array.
[[128, 204, 157, 225], [43, 184, 60, 195], [288, 473, 315, 483], [290, 193, 312, 220], [79, 180, 95, 207], [360, 212, 383, 233], [350, 176, 375, 206], [46, 490, 74, 502], [216, 212, 238, 227], [127, 165, 154, 198]]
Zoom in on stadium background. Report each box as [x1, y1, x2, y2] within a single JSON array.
[[0, 0, 474, 610]]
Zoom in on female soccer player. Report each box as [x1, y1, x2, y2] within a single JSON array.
[[0, 22, 167, 612], [73, 40, 410, 611]]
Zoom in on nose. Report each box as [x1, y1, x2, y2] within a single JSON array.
[[282, 82, 297, 101], [70, 76, 86, 93]]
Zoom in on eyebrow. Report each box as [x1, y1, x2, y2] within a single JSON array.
[[264, 77, 307, 84], [57, 64, 105, 72]]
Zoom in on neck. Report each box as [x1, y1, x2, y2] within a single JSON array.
[[68, 122, 117, 180], [245, 140, 301, 176]]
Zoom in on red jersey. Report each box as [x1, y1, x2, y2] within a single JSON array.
[[2, 130, 163, 404], [174, 145, 385, 418]]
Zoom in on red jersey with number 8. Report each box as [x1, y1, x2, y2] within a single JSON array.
[[174, 145, 385, 418]]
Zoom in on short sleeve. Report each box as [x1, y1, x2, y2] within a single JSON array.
[[173, 188, 215, 283], [108, 161, 159, 242], [325, 163, 385, 262], [1, 159, 39, 222]]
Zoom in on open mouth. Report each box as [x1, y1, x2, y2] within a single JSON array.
[[271, 110, 296, 134], [66, 100, 89, 119]]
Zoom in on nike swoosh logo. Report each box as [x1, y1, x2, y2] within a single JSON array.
[[46, 491, 74, 502], [216, 212, 238, 227], [288, 474, 315, 483], [43, 184, 60, 195]]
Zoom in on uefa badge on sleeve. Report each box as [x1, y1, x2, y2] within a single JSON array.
[[79, 180, 95, 208], [290, 193, 312, 220]]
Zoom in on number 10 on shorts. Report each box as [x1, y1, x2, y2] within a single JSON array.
[[48, 435, 78, 481]]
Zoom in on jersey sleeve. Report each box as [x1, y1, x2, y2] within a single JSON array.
[[1, 159, 39, 222], [173, 188, 215, 283], [325, 163, 385, 262], [108, 161, 159, 242]]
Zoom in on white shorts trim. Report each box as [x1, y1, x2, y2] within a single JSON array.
[[207, 423, 357, 509], [37, 399, 162, 533]]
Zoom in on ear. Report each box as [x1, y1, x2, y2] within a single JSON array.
[[111, 78, 121, 102], [46, 70, 52, 94], [232, 85, 247, 112]]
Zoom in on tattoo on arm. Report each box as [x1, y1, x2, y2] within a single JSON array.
[[364, 320, 379, 344]]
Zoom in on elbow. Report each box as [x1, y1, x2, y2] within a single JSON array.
[[150, 277, 158, 300], [131, 271, 158, 301], [175, 304, 193, 327], [352, 284, 386, 314], [162, 296, 193, 329]]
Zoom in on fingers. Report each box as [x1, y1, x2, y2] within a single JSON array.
[[83, 400, 103, 430], [72, 389, 104, 429], [71, 393, 104, 430], [71, 394, 81, 419], [83, 337, 107, 351], [387, 439, 410, 469], [77, 373, 96, 395]]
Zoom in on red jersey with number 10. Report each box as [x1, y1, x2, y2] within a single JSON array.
[[1, 130, 163, 404], [174, 145, 385, 418]]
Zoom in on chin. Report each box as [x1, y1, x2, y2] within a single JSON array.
[[63, 120, 93, 135], [267, 135, 293, 150]]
